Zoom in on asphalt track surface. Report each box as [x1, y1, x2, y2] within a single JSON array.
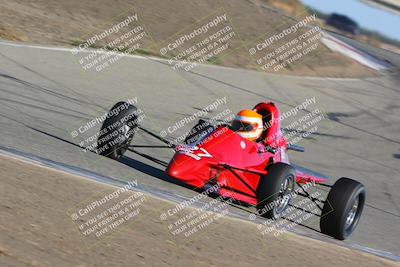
[[330, 31, 400, 70], [0, 41, 400, 259]]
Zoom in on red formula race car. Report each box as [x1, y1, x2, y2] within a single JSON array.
[[97, 101, 366, 240]]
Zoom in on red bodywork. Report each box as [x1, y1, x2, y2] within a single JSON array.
[[166, 102, 327, 206]]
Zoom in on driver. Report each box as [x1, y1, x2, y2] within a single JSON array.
[[231, 110, 263, 141]]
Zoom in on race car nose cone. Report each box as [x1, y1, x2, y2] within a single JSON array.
[[166, 153, 209, 188], [166, 159, 186, 178], [166, 152, 194, 178], [167, 164, 179, 177]]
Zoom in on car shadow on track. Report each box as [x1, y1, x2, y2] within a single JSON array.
[[118, 152, 192, 189]]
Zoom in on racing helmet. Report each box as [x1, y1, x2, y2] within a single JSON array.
[[231, 110, 263, 141]]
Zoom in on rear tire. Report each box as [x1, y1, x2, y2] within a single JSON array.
[[97, 102, 139, 160], [320, 177, 366, 240], [256, 162, 295, 219]]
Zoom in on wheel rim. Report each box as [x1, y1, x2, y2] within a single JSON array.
[[121, 125, 131, 138], [115, 124, 135, 156], [345, 196, 359, 230], [274, 175, 294, 216]]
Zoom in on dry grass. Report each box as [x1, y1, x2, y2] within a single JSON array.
[[0, 155, 397, 267], [0, 0, 376, 77]]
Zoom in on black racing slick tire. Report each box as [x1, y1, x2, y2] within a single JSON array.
[[320, 177, 366, 240], [256, 162, 296, 220], [97, 101, 139, 160]]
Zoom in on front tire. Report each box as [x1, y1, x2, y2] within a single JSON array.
[[97, 101, 139, 160], [256, 162, 295, 219], [320, 177, 366, 240]]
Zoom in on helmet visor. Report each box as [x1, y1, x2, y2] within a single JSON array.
[[231, 120, 257, 132]]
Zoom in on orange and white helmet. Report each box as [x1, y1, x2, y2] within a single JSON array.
[[231, 110, 263, 141]]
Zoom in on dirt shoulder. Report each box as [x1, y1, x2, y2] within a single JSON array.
[[0, 155, 396, 267], [0, 0, 376, 78]]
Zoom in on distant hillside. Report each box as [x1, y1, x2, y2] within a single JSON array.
[[265, 0, 309, 17], [266, 0, 400, 52]]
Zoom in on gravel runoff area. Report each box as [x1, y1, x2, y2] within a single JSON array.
[[0, 155, 398, 267]]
